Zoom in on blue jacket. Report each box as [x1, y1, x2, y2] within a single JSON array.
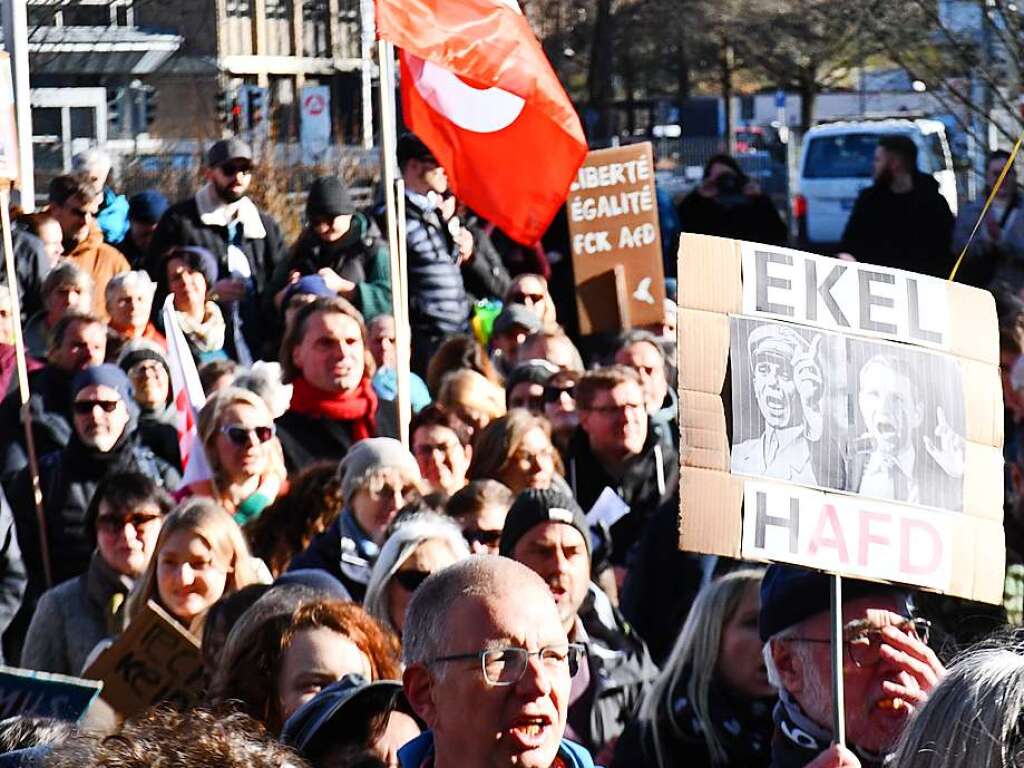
[[398, 730, 596, 768], [98, 187, 130, 244]]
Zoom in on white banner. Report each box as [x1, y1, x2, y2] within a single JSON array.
[[300, 86, 331, 166]]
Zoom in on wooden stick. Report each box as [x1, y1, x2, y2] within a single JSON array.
[[0, 182, 51, 588], [830, 573, 846, 747]]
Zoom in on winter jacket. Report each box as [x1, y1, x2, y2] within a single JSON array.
[[676, 189, 788, 246], [566, 420, 678, 568], [0, 487, 26, 665], [0, 366, 75, 482], [276, 398, 398, 471], [951, 192, 1024, 289], [21, 550, 131, 676], [840, 173, 955, 277], [65, 223, 130, 320], [568, 585, 658, 758], [461, 216, 512, 302], [287, 509, 378, 602], [147, 185, 286, 360], [398, 730, 596, 768], [0, 228, 50, 321], [270, 213, 392, 321], [97, 187, 130, 245], [396, 192, 470, 337], [114, 231, 148, 270]]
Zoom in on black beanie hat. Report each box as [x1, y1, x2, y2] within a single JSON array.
[[307, 176, 355, 220], [500, 487, 591, 559], [758, 564, 911, 641]]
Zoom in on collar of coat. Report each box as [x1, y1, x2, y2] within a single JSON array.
[[195, 182, 267, 239]]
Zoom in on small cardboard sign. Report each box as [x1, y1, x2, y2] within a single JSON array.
[[0, 666, 101, 721], [82, 600, 204, 717], [0, 53, 19, 183], [677, 234, 1004, 603], [567, 142, 665, 334]]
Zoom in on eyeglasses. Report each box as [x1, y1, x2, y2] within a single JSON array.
[[393, 569, 432, 592], [543, 385, 576, 404], [129, 361, 165, 378], [219, 423, 275, 447], [96, 512, 162, 534], [787, 618, 931, 668], [73, 399, 121, 415], [431, 643, 585, 686], [365, 482, 420, 502], [220, 161, 252, 176], [509, 292, 545, 306], [463, 529, 502, 547]]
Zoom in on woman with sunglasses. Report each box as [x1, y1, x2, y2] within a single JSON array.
[[504, 273, 559, 332], [124, 496, 267, 637], [187, 387, 287, 526], [363, 513, 470, 638], [22, 471, 174, 676]]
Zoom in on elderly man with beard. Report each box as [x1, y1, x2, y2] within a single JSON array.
[[399, 556, 596, 768], [500, 489, 656, 763], [732, 324, 840, 488], [760, 565, 945, 768], [148, 138, 285, 363]]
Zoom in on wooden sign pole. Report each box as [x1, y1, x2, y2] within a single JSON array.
[[830, 573, 846, 747]]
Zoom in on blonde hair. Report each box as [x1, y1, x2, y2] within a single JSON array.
[[639, 569, 765, 766], [437, 369, 506, 428], [125, 497, 265, 636], [506, 274, 559, 332], [197, 387, 286, 504]]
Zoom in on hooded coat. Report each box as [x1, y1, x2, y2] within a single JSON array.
[[65, 224, 130, 320]]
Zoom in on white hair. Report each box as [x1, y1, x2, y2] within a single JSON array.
[[105, 270, 156, 305], [71, 147, 112, 181], [232, 361, 292, 419], [363, 512, 470, 637]]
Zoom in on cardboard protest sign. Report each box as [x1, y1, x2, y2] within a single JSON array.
[[0, 54, 19, 183], [82, 600, 204, 717], [567, 142, 665, 334], [0, 666, 101, 721], [677, 234, 1004, 602]]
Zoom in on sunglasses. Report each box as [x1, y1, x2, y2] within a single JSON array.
[[220, 161, 252, 176], [73, 399, 120, 415], [393, 569, 432, 592], [543, 385, 576, 403], [96, 513, 161, 534], [509, 292, 544, 305], [464, 529, 502, 547], [219, 423, 275, 447]]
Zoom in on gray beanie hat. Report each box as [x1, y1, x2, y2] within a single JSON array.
[[337, 438, 421, 503]]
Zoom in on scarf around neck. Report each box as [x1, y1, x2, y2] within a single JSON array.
[[289, 376, 377, 441], [176, 301, 226, 353], [771, 688, 885, 768]]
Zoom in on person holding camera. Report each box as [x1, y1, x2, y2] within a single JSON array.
[[676, 154, 788, 245]]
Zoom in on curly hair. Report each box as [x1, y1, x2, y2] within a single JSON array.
[[244, 462, 344, 578], [208, 597, 401, 734], [45, 707, 308, 768]]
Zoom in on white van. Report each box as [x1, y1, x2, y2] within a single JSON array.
[[794, 119, 957, 252]]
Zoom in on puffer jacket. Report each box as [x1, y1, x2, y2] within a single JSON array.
[[0, 228, 50, 321], [0, 366, 76, 481]]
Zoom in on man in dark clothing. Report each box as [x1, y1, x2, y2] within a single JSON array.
[[0, 226, 50, 322], [0, 487, 26, 665], [147, 138, 285, 362], [394, 134, 471, 376], [565, 366, 678, 572], [117, 191, 168, 269], [268, 175, 391, 322], [0, 313, 107, 480], [760, 565, 945, 768], [500, 488, 657, 763], [839, 134, 955, 277], [676, 153, 788, 246]]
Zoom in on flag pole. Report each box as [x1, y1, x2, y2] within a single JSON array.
[[377, 39, 411, 449], [0, 181, 51, 587], [830, 573, 846, 747]]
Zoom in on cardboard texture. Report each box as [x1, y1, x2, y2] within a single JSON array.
[[0, 665, 102, 721], [677, 234, 1004, 603], [567, 142, 665, 334], [82, 600, 204, 717]]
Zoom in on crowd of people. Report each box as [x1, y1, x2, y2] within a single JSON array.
[[0, 129, 1019, 768]]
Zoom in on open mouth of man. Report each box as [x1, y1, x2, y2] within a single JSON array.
[[508, 715, 553, 749], [763, 391, 787, 418]]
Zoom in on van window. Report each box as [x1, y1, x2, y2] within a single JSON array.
[[803, 133, 880, 179], [925, 132, 950, 173]]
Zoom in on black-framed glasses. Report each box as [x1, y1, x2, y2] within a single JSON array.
[[463, 529, 502, 547], [73, 399, 121, 415], [96, 512, 161, 534], [509, 291, 544, 306], [219, 423, 275, 447], [787, 618, 931, 668], [393, 569, 432, 592], [430, 643, 585, 686], [543, 385, 576, 404]]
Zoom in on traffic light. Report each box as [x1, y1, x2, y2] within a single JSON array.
[[216, 88, 233, 126], [248, 86, 267, 127], [107, 87, 124, 138], [140, 86, 158, 130]]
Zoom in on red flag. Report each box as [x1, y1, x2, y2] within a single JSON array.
[[376, 0, 587, 245]]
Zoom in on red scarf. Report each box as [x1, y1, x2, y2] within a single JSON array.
[[289, 376, 378, 441]]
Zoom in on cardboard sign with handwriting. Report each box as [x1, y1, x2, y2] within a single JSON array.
[[83, 601, 203, 717]]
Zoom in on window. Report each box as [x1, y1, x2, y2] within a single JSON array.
[[264, 0, 288, 20], [61, 2, 113, 26], [226, 0, 250, 19], [27, 6, 58, 26], [803, 134, 879, 179], [302, 0, 329, 57]]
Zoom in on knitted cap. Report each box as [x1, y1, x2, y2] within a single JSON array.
[[337, 438, 421, 503], [499, 487, 591, 559], [306, 176, 355, 219]]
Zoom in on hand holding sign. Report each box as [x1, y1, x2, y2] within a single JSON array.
[[923, 406, 965, 479], [793, 334, 824, 441]]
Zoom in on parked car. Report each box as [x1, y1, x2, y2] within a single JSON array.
[[793, 118, 957, 252]]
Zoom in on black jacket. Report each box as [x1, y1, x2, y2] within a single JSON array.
[[0, 228, 50, 322], [146, 194, 286, 360], [0, 367, 75, 482], [461, 217, 511, 302], [276, 399, 398, 471], [676, 190, 788, 246], [566, 420, 679, 567], [0, 487, 26, 666], [840, 173, 955, 277]]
